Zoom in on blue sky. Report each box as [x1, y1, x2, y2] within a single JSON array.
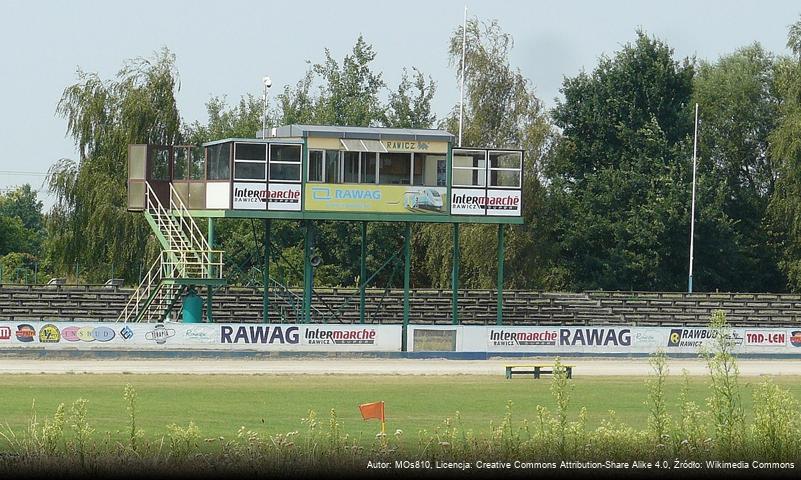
[[1, 0, 799, 208]]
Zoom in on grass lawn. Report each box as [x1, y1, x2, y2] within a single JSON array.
[[1, 374, 800, 447]]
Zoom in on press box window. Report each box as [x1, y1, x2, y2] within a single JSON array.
[[234, 142, 267, 181], [379, 152, 411, 185], [414, 154, 445, 186], [206, 143, 231, 180], [269, 144, 301, 182], [489, 151, 522, 188], [150, 146, 170, 180], [452, 149, 486, 187]]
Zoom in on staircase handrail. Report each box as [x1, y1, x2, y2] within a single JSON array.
[[116, 257, 162, 322]]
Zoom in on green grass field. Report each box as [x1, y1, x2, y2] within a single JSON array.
[[2, 373, 801, 447]]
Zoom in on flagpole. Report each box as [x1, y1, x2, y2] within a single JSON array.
[[688, 103, 699, 293], [458, 5, 467, 147]]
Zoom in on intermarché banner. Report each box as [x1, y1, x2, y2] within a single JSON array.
[[0, 322, 401, 352], [408, 325, 801, 354]]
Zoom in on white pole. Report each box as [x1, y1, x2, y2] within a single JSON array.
[[262, 76, 272, 139], [458, 5, 467, 147], [688, 103, 699, 293]]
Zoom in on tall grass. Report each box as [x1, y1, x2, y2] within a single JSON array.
[[0, 311, 799, 475]]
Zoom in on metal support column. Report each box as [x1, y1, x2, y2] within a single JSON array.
[[496, 224, 505, 326], [263, 218, 271, 323], [359, 221, 367, 324], [451, 223, 460, 325], [303, 220, 313, 324], [206, 218, 215, 323], [403, 223, 411, 351]]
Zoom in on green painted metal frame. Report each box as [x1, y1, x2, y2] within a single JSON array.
[[184, 209, 523, 224], [497, 224, 505, 326]]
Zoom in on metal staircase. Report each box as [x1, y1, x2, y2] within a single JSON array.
[[117, 182, 224, 323]]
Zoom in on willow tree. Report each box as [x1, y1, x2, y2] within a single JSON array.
[[47, 48, 182, 283], [414, 18, 553, 289]]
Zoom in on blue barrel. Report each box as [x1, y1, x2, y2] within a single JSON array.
[[182, 287, 203, 323]]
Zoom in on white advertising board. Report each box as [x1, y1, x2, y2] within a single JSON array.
[[267, 183, 302, 211], [485, 190, 521, 216], [407, 325, 801, 355], [232, 182, 268, 210], [451, 188, 487, 215], [0, 322, 402, 352]]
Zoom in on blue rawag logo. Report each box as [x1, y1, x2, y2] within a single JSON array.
[[559, 328, 631, 346], [221, 325, 299, 344]]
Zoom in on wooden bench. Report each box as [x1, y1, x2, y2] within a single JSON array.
[[505, 364, 574, 380]]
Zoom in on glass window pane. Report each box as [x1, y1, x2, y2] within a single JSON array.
[[235, 162, 266, 180], [235, 143, 266, 161], [207, 143, 231, 180], [151, 147, 170, 180], [174, 147, 188, 180], [490, 170, 521, 187], [325, 150, 339, 183], [362, 152, 376, 183], [270, 144, 301, 162], [309, 150, 323, 182], [190, 147, 205, 180], [343, 152, 359, 183], [270, 163, 300, 181], [453, 167, 486, 186], [453, 150, 486, 169], [414, 154, 446, 186], [378, 152, 411, 185], [490, 151, 522, 169]]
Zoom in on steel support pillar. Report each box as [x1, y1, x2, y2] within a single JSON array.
[[263, 218, 271, 323], [403, 223, 411, 350], [451, 223, 460, 325], [496, 224, 505, 326], [359, 221, 367, 324], [303, 220, 314, 324], [206, 218, 215, 323]]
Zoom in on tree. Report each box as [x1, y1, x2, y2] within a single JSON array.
[[0, 184, 44, 257], [546, 32, 705, 291], [693, 44, 785, 291], [769, 16, 801, 290], [414, 18, 554, 289], [46, 48, 182, 283]]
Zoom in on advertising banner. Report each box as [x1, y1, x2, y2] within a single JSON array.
[[451, 189, 522, 216], [305, 184, 447, 215], [407, 325, 801, 355], [0, 322, 402, 352], [267, 183, 302, 211], [233, 182, 267, 210]]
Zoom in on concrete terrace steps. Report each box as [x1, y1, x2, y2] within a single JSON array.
[[2, 285, 801, 327]]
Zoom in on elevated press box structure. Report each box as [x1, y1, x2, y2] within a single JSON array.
[[125, 125, 524, 332], [128, 125, 523, 223]]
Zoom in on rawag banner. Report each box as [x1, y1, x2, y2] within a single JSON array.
[[0, 322, 401, 352], [407, 325, 801, 354]]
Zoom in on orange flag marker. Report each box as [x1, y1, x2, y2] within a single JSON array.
[[358, 401, 386, 435]]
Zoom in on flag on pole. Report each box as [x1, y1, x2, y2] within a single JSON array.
[[358, 401, 386, 438], [358, 401, 385, 421]]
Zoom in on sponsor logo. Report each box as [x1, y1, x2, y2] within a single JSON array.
[[184, 326, 214, 342], [0, 326, 11, 340], [93, 326, 115, 342], [39, 324, 61, 343], [559, 328, 631, 347], [77, 327, 96, 342], [233, 184, 268, 205], [667, 328, 743, 348], [145, 324, 175, 344], [221, 325, 299, 344], [489, 329, 558, 347], [304, 328, 376, 345], [790, 331, 801, 347], [61, 326, 81, 342], [745, 331, 786, 346], [16, 324, 35, 343], [120, 326, 134, 340], [633, 331, 658, 345], [61, 326, 116, 342]]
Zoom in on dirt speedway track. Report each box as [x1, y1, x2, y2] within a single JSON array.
[[0, 357, 798, 376]]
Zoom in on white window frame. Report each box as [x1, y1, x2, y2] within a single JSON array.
[[452, 149, 487, 188], [268, 143, 302, 183], [233, 142, 267, 181], [488, 150, 522, 189]]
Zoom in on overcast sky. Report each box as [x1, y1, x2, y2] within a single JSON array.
[[1, 0, 799, 209]]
